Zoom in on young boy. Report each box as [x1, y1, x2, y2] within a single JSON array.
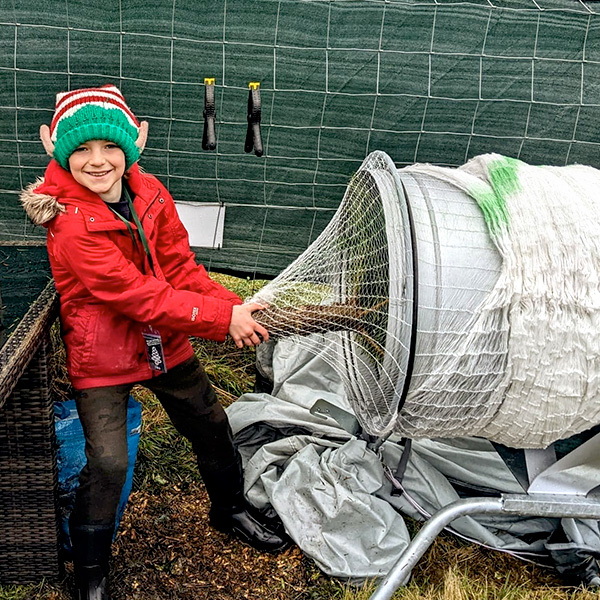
[[21, 85, 287, 600]]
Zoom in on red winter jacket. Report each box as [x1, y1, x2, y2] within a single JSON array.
[[21, 160, 242, 389]]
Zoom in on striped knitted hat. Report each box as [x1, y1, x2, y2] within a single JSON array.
[[50, 85, 141, 170]]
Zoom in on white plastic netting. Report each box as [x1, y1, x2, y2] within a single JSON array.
[[252, 151, 600, 448], [411, 156, 600, 448]]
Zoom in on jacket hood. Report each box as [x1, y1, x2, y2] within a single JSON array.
[[20, 160, 145, 226], [20, 175, 66, 226]]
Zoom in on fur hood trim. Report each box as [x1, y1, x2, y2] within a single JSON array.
[[20, 178, 66, 226]]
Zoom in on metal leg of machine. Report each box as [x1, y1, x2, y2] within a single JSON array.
[[369, 494, 600, 600]]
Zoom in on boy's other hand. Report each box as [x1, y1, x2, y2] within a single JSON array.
[[229, 303, 270, 348]]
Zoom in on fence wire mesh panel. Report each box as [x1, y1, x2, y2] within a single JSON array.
[[1, 0, 599, 276]]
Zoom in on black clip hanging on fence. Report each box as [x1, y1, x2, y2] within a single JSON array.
[[202, 77, 217, 151], [245, 81, 263, 157]]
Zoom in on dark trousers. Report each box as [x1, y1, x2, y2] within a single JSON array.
[[71, 355, 237, 527]]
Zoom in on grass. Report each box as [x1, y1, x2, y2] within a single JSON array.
[[1, 273, 599, 599]]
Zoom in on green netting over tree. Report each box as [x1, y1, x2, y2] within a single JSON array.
[[0, 0, 599, 276]]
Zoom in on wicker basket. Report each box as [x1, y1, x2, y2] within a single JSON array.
[[0, 280, 61, 584]]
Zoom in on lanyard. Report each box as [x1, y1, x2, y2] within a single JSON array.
[[108, 185, 156, 276]]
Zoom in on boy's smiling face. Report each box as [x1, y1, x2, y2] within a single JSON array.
[[68, 139, 126, 203]]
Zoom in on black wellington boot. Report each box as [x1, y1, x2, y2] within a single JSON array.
[[201, 456, 290, 553], [70, 522, 113, 600]]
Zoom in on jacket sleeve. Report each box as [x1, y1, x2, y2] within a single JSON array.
[[51, 217, 234, 342], [150, 182, 242, 305]]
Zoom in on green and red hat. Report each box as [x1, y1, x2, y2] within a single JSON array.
[[50, 84, 141, 170]]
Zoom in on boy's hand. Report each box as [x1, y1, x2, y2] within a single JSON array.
[[229, 303, 270, 348]]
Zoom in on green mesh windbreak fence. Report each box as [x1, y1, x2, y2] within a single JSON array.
[[0, 246, 51, 342], [1, 0, 599, 277]]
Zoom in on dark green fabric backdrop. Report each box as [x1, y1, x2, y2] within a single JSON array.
[[1, 0, 598, 276]]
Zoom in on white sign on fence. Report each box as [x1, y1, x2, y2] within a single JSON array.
[[174, 202, 225, 249]]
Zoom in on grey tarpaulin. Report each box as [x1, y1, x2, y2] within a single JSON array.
[[226, 336, 600, 583]]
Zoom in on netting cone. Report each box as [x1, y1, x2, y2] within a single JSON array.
[[252, 151, 415, 437]]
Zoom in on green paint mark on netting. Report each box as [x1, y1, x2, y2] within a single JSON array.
[[470, 156, 520, 238]]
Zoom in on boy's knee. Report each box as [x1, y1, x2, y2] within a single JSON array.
[[89, 452, 129, 487]]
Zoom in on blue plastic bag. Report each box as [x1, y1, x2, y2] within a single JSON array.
[[54, 396, 142, 552]]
